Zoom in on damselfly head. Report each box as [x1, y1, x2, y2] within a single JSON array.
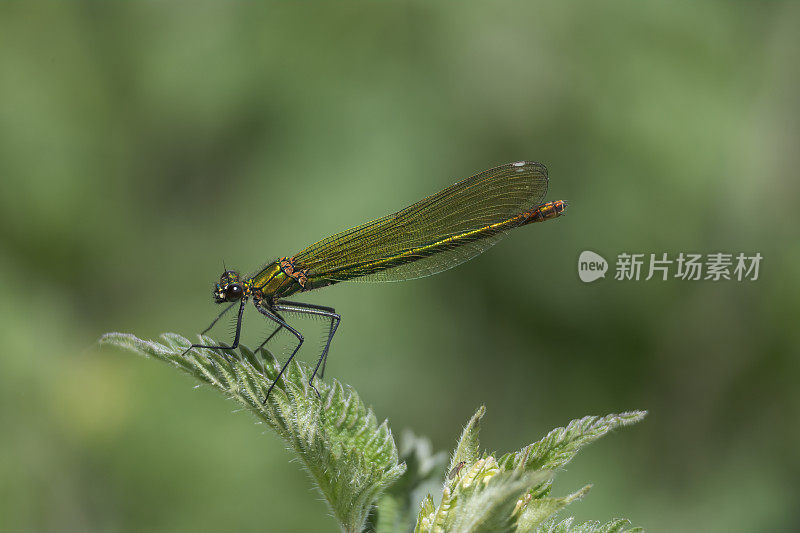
[[213, 270, 244, 303]]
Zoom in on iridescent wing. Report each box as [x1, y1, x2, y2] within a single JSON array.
[[292, 161, 549, 284]]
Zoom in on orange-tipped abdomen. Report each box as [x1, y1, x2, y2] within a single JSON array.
[[523, 200, 568, 224]]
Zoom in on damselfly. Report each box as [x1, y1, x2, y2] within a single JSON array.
[[185, 161, 567, 402]]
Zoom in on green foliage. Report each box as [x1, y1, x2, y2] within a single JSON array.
[[101, 333, 405, 533], [371, 430, 448, 533], [534, 518, 642, 533], [101, 333, 645, 533], [406, 407, 646, 533]]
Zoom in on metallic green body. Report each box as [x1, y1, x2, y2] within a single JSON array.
[[250, 262, 302, 299], [245, 198, 566, 300]]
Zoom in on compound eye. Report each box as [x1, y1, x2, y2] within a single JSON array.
[[226, 284, 243, 300]]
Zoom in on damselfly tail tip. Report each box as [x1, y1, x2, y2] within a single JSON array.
[[547, 199, 568, 218]]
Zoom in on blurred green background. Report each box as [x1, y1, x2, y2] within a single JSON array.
[[1, 2, 798, 532]]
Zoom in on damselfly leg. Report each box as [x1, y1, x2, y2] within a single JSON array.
[[256, 322, 284, 353], [201, 302, 236, 335], [254, 299, 306, 403], [182, 299, 245, 357], [273, 301, 340, 382]]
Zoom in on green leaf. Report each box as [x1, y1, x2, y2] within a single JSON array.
[[414, 408, 646, 533], [535, 518, 643, 533], [100, 332, 405, 533], [497, 411, 647, 482], [450, 470, 553, 533], [416, 454, 551, 533], [515, 485, 591, 533], [448, 405, 485, 475], [413, 495, 436, 533]]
